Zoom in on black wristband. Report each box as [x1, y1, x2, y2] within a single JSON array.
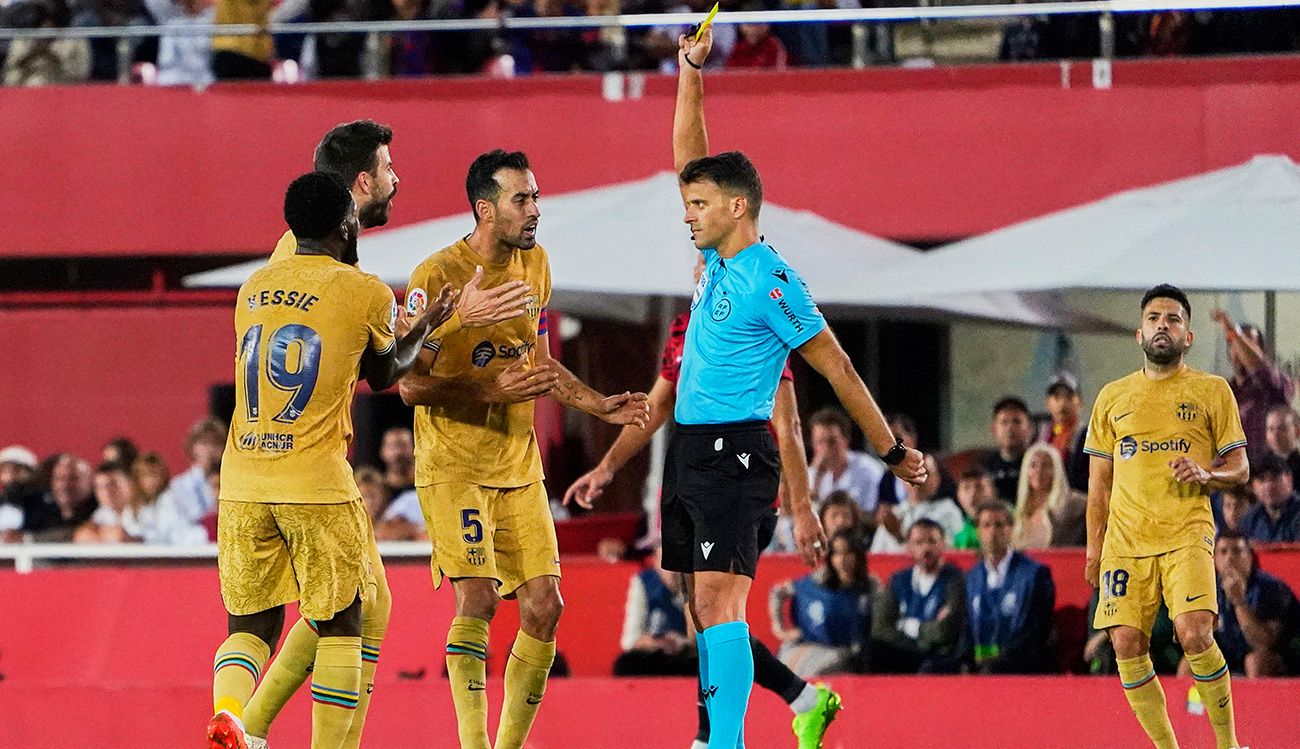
[[683, 55, 703, 70], [882, 437, 908, 466]]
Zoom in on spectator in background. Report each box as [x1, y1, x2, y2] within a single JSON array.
[[1263, 405, 1300, 489], [101, 437, 139, 470], [580, 0, 629, 72], [1216, 485, 1256, 536], [871, 455, 963, 554], [768, 489, 865, 554], [309, 0, 381, 78], [130, 451, 208, 544], [613, 548, 694, 676], [1, 0, 91, 86], [1213, 309, 1294, 458], [726, 4, 788, 69], [161, 417, 225, 526], [1239, 454, 1300, 544], [139, 0, 215, 85], [983, 396, 1034, 503], [211, 0, 273, 79], [964, 501, 1055, 674], [1012, 443, 1087, 548], [515, 0, 588, 72], [1189, 530, 1299, 677], [0, 446, 38, 493], [870, 519, 965, 673], [75, 460, 136, 543], [951, 464, 994, 551], [432, 0, 513, 76], [770, 530, 877, 677], [380, 426, 416, 497], [807, 407, 885, 514], [1039, 372, 1089, 493], [355, 465, 391, 521], [873, 413, 918, 508], [388, 0, 436, 76], [22, 453, 95, 541]]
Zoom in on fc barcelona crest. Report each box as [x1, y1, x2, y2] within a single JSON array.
[[1176, 402, 1197, 422]]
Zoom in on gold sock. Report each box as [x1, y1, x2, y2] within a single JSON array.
[[243, 618, 319, 737], [310, 636, 362, 749], [343, 570, 391, 749], [212, 632, 271, 720], [446, 616, 491, 749], [1186, 644, 1239, 749], [1117, 654, 1179, 749], [494, 630, 556, 749]]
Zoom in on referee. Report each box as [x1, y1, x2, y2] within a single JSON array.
[[668, 28, 928, 748]]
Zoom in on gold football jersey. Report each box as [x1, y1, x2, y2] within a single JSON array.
[[220, 251, 398, 504], [406, 239, 551, 488], [1084, 366, 1247, 557]]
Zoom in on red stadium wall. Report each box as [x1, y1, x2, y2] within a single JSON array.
[[3, 550, 1300, 747], [2, 56, 1300, 256]]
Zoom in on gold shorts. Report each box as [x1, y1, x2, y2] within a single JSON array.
[[217, 499, 372, 621], [1093, 544, 1218, 633], [417, 481, 560, 596]]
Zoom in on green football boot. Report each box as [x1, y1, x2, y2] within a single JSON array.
[[791, 683, 842, 749]]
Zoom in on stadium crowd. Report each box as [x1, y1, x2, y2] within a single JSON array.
[[1, 0, 1298, 86], [2, 306, 1298, 678]]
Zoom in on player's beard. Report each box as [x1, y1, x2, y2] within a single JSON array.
[[1141, 332, 1186, 366], [359, 185, 396, 228], [504, 220, 538, 250]]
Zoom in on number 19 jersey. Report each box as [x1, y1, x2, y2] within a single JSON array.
[[221, 252, 398, 504]]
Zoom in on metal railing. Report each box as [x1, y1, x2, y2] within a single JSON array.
[[0, 541, 434, 573], [1, 0, 1297, 83]]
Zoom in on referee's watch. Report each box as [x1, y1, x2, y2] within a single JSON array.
[[881, 438, 908, 466]]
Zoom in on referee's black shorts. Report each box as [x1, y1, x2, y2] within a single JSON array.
[[661, 420, 780, 578]]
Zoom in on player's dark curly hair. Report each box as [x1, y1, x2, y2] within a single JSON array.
[[466, 149, 531, 219], [284, 172, 352, 241], [679, 151, 764, 218], [314, 120, 394, 184], [1141, 283, 1191, 319]]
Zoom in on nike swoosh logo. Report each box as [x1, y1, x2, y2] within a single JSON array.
[[526, 697, 543, 705], [1185, 594, 1207, 602], [1114, 412, 1133, 422], [468, 686, 486, 691]]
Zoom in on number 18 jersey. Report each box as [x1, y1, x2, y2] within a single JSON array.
[[220, 252, 398, 504]]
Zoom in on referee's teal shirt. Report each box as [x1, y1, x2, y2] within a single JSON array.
[[676, 242, 825, 425]]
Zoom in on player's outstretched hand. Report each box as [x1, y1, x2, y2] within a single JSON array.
[[890, 447, 929, 486], [678, 27, 713, 70], [563, 464, 615, 510], [484, 358, 559, 403], [597, 391, 651, 428], [791, 506, 826, 568], [458, 265, 533, 328], [1169, 457, 1211, 485]]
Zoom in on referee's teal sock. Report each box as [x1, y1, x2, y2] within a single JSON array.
[[696, 629, 712, 731], [701, 622, 752, 749]]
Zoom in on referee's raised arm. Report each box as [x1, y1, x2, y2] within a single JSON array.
[[673, 29, 713, 172]]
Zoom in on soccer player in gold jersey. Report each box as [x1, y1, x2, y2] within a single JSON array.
[[398, 149, 651, 749], [206, 171, 457, 749], [244, 121, 532, 749], [1084, 284, 1249, 749]]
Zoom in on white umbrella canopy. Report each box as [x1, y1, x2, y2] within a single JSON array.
[[186, 172, 1117, 330], [865, 155, 1300, 299]]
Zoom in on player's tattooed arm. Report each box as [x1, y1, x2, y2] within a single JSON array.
[[673, 27, 713, 172], [367, 283, 458, 391], [536, 331, 650, 427], [1084, 455, 1113, 588], [563, 375, 676, 509]]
